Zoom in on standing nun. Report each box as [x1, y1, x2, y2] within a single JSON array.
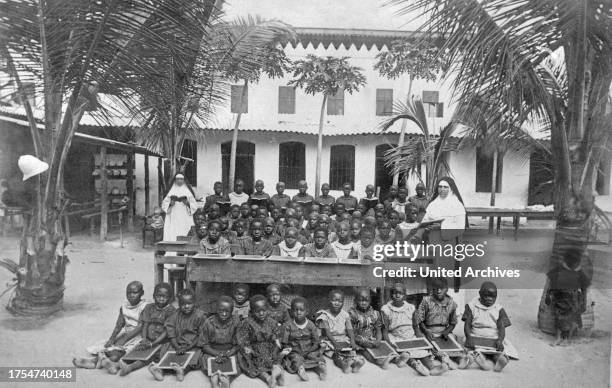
[[161, 173, 198, 241]]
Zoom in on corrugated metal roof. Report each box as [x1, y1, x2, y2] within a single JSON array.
[[284, 28, 433, 50]]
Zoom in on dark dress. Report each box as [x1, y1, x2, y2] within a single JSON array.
[[237, 316, 281, 377], [200, 315, 241, 375], [547, 265, 590, 331], [268, 304, 290, 325], [160, 308, 207, 368], [281, 319, 325, 372], [135, 303, 176, 363], [239, 237, 274, 256]]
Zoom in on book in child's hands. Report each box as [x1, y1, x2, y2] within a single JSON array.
[[157, 351, 195, 369], [365, 341, 397, 359], [432, 336, 464, 353], [392, 338, 433, 352], [206, 355, 238, 376], [122, 345, 161, 362]]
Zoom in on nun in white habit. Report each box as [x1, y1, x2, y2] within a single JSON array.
[[421, 176, 467, 237], [161, 173, 197, 241]]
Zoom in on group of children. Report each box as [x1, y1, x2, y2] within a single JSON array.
[[190, 180, 430, 261], [73, 277, 514, 386]]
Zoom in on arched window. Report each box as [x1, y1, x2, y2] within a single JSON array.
[[279, 142, 306, 189], [329, 145, 355, 190], [221, 141, 255, 194]]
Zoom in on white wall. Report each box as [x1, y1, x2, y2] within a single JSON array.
[[134, 154, 160, 216]]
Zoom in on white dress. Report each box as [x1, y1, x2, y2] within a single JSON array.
[[161, 184, 197, 241]]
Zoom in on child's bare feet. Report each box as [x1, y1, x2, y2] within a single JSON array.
[[218, 373, 230, 388], [272, 365, 284, 386], [297, 365, 309, 381], [100, 358, 119, 374], [380, 356, 392, 370], [148, 363, 164, 381], [439, 354, 458, 370], [211, 373, 220, 388], [316, 364, 327, 380], [396, 353, 409, 368], [472, 351, 492, 371], [458, 353, 473, 369], [170, 362, 184, 381], [262, 372, 275, 388], [351, 357, 365, 373], [407, 359, 430, 376], [494, 354, 509, 372], [95, 352, 106, 369], [428, 362, 448, 376], [72, 357, 96, 369]]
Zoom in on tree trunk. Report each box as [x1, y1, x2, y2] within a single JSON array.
[[394, 77, 414, 186], [489, 148, 498, 230], [315, 95, 328, 198], [229, 81, 248, 192]]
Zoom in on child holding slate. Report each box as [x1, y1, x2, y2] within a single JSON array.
[[119, 282, 176, 376], [237, 295, 285, 388], [201, 296, 241, 388], [73, 281, 147, 374], [381, 282, 446, 376], [463, 281, 517, 372], [316, 289, 365, 374], [349, 288, 394, 369], [149, 289, 206, 382], [281, 297, 326, 381]]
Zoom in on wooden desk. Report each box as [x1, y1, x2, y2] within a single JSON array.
[[154, 241, 199, 284], [466, 207, 555, 240]]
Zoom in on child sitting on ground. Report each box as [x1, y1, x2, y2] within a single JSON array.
[[299, 228, 337, 258], [381, 282, 446, 376], [316, 289, 365, 374], [149, 289, 206, 382], [200, 221, 232, 255], [119, 282, 176, 376], [233, 283, 251, 321], [267, 283, 290, 325], [237, 295, 285, 388], [464, 281, 517, 372], [414, 277, 469, 370], [280, 297, 326, 381], [349, 288, 393, 370], [200, 296, 241, 388], [271, 227, 303, 257], [73, 281, 147, 374], [240, 221, 274, 257]]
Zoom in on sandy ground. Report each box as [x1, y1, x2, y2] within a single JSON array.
[[0, 225, 610, 388]]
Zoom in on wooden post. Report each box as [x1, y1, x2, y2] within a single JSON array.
[[126, 152, 134, 232], [144, 154, 150, 216], [315, 95, 328, 198], [488, 148, 498, 233], [100, 146, 108, 241], [158, 157, 164, 206]]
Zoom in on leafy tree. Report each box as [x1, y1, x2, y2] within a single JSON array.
[[289, 55, 366, 196]]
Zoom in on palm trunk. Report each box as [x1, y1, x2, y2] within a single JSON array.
[[394, 76, 414, 186], [489, 148, 498, 230], [229, 80, 248, 191], [315, 95, 328, 198]]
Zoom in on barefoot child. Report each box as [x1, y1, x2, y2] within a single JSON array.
[[464, 281, 517, 372], [281, 297, 326, 381], [381, 282, 446, 376], [73, 281, 147, 374], [316, 289, 365, 374], [149, 289, 206, 381], [267, 284, 290, 325], [201, 296, 241, 388], [233, 283, 251, 321], [349, 288, 393, 370], [237, 295, 285, 388], [119, 283, 176, 376]]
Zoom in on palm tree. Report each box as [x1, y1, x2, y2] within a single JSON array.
[[389, 0, 612, 325], [375, 37, 445, 186], [0, 0, 218, 315], [289, 55, 367, 197], [216, 16, 294, 191]]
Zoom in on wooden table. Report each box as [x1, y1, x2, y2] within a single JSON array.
[[0, 206, 27, 237], [154, 241, 199, 284], [466, 207, 555, 240]]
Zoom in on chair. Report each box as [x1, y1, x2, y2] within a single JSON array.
[[167, 267, 186, 297]]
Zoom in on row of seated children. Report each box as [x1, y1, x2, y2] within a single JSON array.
[[73, 278, 514, 387]]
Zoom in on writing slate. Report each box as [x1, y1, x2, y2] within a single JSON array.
[[432, 336, 463, 353], [333, 341, 352, 352], [207, 356, 238, 376], [158, 351, 195, 369], [471, 336, 500, 352], [122, 345, 161, 362], [392, 338, 433, 352], [365, 341, 397, 359]]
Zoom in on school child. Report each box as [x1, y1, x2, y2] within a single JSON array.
[[249, 204, 260, 221], [294, 205, 307, 229], [229, 179, 249, 206], [350, 288, 393, 369], [240, 221, 274, 257], [387, 211, 403, 241], [229, 204, 241, 222], [357, 228, 376, 261], [316, 289, 365, 373], [398, 204, 421, 241], [392, 187, 409, 215], [257, 207, 269, 220], [374, 203, 386, 216], [359, 184, 379, 215], [315, 183, 336, 207], [331, 222, 358, 260], [376, 220, 396, 245], [229, 219, 249, 255], [239, 203, 251, 220], [317, 214, 338, 243], [207, 204, 221, 222], [270, 206, 283, 225], [270, 182, 291, 210], [374, 211, 386, 228], [299, 228, 337, 258], [187, 209, 206, 238], [285, 218, 308, 245], [292, 180, 314, 215], [409, 182, 429, 221], [200, 221, 232, 255], [119, 283, 176, 376], [233, 284, 251, 321], [249, 180, 271, 209], [73, 281, 147, 373], [335, 183, 358, 213], [272, 227, 304, 257], [237, 295, 285, 388], [350, 221, 361, 243], [189, 223, 208, 244], [200, 296, 241, 388], [383, 185, 399, 208], [147, 207, 165, 230], [219, 217, 237, 244], [332, 202, 346, 221], [267, 284, 290, 325], [263, 217, 282, 245], [149, 289, 206, 381], [205, 181, 230, 215], [545, 247, 591, 346], [299, 213, 318, 243], [414, 277, 469, 370], [310, 204, 321, 215], [320, 204, 333, 218], [280, 297, 326, 381], [463, 281, 517, 372]]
